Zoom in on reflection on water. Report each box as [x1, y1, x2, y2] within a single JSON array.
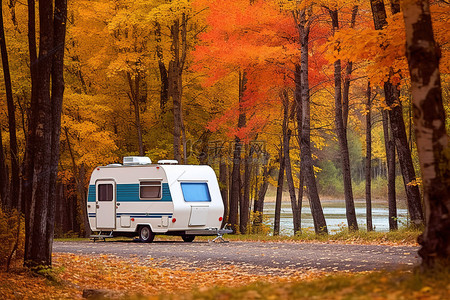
[[263, 202, 409, 235]]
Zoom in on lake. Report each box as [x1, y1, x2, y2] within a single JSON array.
[[263, 201, 409, 235]]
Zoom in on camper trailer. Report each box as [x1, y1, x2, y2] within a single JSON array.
[[87, 157, 229, 242]]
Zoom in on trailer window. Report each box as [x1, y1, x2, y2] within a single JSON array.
[[140, 181, 162, 199], [181, 182, 211, 202], [98, 184, 113, 201]]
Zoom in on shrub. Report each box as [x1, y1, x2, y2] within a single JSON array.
[[0, 207, 25, 269]]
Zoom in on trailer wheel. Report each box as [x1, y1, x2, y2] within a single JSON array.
[[181, 235, 195, 242], [138, 226, 155, 243]]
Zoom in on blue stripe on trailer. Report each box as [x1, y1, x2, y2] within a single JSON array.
[[89, 213, 173, 218], [87, 185, 96, 202], [116, 183, 172, 202], [87, 183, 173, 202], [118, 215, 172, 219]]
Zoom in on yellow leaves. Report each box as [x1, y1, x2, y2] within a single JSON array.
[[149, 0, 192, 25], [407, 178, 422, 187]]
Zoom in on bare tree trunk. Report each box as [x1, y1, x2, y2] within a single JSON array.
[[294, 64, 303, 231], [402, 0, 450, 268], [240, 144, 250, 234], [169, 14, 188, 163], [65, 129, 90, 237], [328, 9, 358, 231], [0, 128, 7, 207], [24, 0, 67, 268], [382, 109, 397, 231], [370, 0, 424, 227], [47, 0, 67, 252], [229, 139, 241, 232], [295, 10, 327, 234], [274, 145, 285, 236], [229, 71, 247, 233], [0, 0, 19, 211], [342, 6, 358, 131], [127, 72, 144, 156], [170, 19, 182, 162], [253, 157, 272, 230], [365, 82, 373, 231], [155, 22, 169, 113], [385, 83, 424, 226], [219, 157, 228, 227], [297, 172, 303, 229], [282, 90, 300, 234]]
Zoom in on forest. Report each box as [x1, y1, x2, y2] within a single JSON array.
[[0, 0, 449, 270]]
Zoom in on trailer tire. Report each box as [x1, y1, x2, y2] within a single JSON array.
[[138, 226, 155, 243], [181, 235, 195, 242]]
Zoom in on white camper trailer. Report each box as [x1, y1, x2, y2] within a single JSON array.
[[87, 157, 229, 242]]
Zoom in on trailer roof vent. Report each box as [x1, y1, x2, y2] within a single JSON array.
[[157, 160, 178, 165], [107, 163, 122, 167], [123, 156, 152, 165]]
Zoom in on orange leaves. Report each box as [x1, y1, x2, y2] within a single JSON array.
[[43, 253, 324, 298]]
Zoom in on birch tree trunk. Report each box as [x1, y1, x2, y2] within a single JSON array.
[[402, 0, 450, 267]]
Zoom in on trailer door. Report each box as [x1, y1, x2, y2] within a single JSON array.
[[96, 180, 116, 229]]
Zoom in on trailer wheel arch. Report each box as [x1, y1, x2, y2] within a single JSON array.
[[181, 235, 195, 242], [136, 225, 155, 243]]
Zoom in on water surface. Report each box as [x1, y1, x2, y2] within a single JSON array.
[[263, 201, 408, 235]]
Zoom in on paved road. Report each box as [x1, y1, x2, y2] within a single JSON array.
[[53, 240, 420, 273]]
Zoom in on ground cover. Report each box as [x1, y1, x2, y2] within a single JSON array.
[[1, 252, 448, 299]]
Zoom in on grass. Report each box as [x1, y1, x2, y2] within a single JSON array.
[[54, 226, 421, 245], [168, 267, 450, 300], [220, 226, 421, 246]]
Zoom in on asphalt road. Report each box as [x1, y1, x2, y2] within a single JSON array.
[[53, 240, 420, 274]]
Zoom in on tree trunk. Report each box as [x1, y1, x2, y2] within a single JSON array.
[[297, 172, 303, 230], [402, 0, 450, 268], [274, 146, 285, 236], [240, 144, 250, 234], [169, 14, 188, 163], [382, 109, 397, 231], [155, 22, 169, 113], [0, 0, 19, 211], [219, 157, 228, 227], [370, 0, 424, 227], [329, 9, 358, 231], [65, 129, 90, 237], [282, 90, 300, 234], [342, 6, 358, 131], [294, 64, 303, 231], [295, 11, 327, 234], [0, 128, 8, 207], [127, 72, 144, 156], [365, 82, 373, 231], [24, 0, 67, 268], [170, 19, 182, 162], [253, 157, 272, 230], [229, 71, 247, 233], [385, 83, 424, 226], [229, 138, 241, 233]]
